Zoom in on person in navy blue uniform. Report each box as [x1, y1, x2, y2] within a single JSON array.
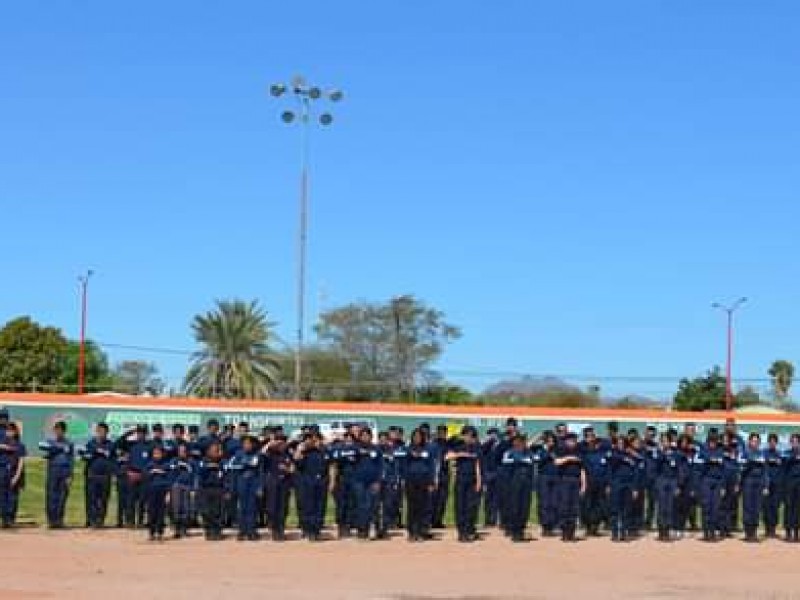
[[782, 433, 800, 542], [330, 431, 359, 538], [608, 434, 638, 542], [763, 433, 783, 539], [377, 431, 403, 539], [197, 441, 226, 540], [719, 432, 742, 539], [655, 431, 683, 542], [144, 445, 171, 541], [502, 433, 534, 542], [628, 431, 647, 538], [642, 426, 659, 530], [554, 432, 586, 542], [447, 426, 482, 543], [39, 420, 75, 529], [352, 427, 383, 540], [404, 427, 436, 542], [264, 433, 294, 541], [740, 432, 769, 543], [480, 427, 501, 527], [580, 427, 610, 537], [294, 431, 327, 541], [122, 424, 152, 528], [698, 430, 726, 542], [229, 434, 264, 541], [81, 422, 115, 528], [221, 423, 240, 528], [495, 418, 519, 532], [0, 422, 25, 528], [533, 431, 558, 537], [430, 425, 451, 530], [168, 443, 195, 538]]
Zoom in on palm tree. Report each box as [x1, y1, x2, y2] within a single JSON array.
[[183, 299, 281, 398], [769, 359, 795, 403]]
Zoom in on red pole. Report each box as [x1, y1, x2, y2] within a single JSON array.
[[725, 309, 733, 412], [78, 274, 90, 394]]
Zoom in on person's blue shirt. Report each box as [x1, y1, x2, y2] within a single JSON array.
[[609, 448, 636, 485], [740, 447, 768, 488], [353, 443, 383, 485], [127, 440, 153, 472], [38, 438, 74, 474], [169, 457, 196, 487], [146, 457, 172, 491], [404, 444, 435, 484], [229, 449, 263, 480], [197, 459, 226, 489], [699, 445, 726, 480], [765, 446, 783, 486], [501, 448, 535, 486], [295, 445, 328, 479], [452, 440, 481, 484], [83, 438, 116, 477], [581, 444, 611, 486], [656, 447, 684, 481]]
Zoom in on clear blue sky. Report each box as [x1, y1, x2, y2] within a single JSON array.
[[2, 2, 799, 397]]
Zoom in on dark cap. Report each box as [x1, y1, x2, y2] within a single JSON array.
[[188, 424, 200, 434], [135, 424, 148, 434], [436, 424, 448, 432], [486, 427, 500, 436], [207, 418, 220, 428], [506, 417, 518, 427], [152, 423, 164, 433]]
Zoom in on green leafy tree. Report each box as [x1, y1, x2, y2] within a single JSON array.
[[57, 340, 115, 392], [0, 317, 69, 391], [113, 360, 165, 396], [315, 295, 461, 401], [183, 299, 281, 399], [275, 346, 376, 401], [673, 366, 729, 411], [769, 360, 795, 402]]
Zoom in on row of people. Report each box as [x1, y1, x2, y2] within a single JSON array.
[[4, 409, 800, 544]]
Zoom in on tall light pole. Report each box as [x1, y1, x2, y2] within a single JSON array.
[[270, 76, 343, 399], [78, 269, 94, 394], [712, 297, 747, 412]]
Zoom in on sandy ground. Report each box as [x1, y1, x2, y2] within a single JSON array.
[[2, 528, 800, 599]]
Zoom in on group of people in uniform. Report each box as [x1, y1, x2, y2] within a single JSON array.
[[4, 406, 800, 545]]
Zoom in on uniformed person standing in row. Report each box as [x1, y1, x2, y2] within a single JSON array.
[[404, 427, 435, 542], [554, 432, 586, 542], [81, 422, 115, 528], [783, 433, 800, 542], [38, 421, 74, 529], [502, 433, 534, 543], [447, 426, 482, 543]]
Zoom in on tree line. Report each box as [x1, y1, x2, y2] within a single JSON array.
[[0, 297, 796, 411]]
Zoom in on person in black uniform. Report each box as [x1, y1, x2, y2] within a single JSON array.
[[554, 432, 586, 542], [447, 426, 482, 543], [502, 433, 535, 542], [404, 427, 436, 542]]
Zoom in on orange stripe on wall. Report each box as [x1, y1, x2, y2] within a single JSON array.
[[2, 392, 800, 425]]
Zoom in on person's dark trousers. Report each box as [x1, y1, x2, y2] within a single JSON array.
[[783, 478, 800, 539], [352, 480, 379, 537], [557, 478, 581, 540], [299, 475, 325, 537], [115, 473, 128, 527], [126, 475, 147, 528], [170, 483, 191, 535], [265, 474, 289, 538], [630, 485, 645, 534], [507, 475, 532, 539], [0, 467, 11, 527], [432, 472, 449, 528], [700, 478, 722, 539], [236, 475, 260, 537], [537, 476, 558, 533], [86, 474, 111, 527], [46, 466, 70, 527], [83, 463, 90, 527], [582, 481, 605, 535], [379, 481, 401, 535], [741, 476, 763, 539], [224, 472, 239, 528], [719, 481, 738, 536], [645, 479, 658, 530], [405, 481, 429, 539], [609, 482, 633, 540], [497, 473, 510, 531], [147, 487, 168, 536], [454, 478, 480, 538], [201, 488, 224, 538], [334, 478, 355, 534], [656, 477, 677, 536], [483, 474, 499, 526], [763, 482, 781, 536]]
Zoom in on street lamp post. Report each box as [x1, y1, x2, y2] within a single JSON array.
[[270, 76, 342, 400], [78, 270, 94, 394], [712, 297, 747, 412]]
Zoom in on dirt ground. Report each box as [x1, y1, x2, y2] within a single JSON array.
[[2, 528, 800, 599]]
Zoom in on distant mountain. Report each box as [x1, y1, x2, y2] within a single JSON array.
[[483, 375, 580, 396]]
